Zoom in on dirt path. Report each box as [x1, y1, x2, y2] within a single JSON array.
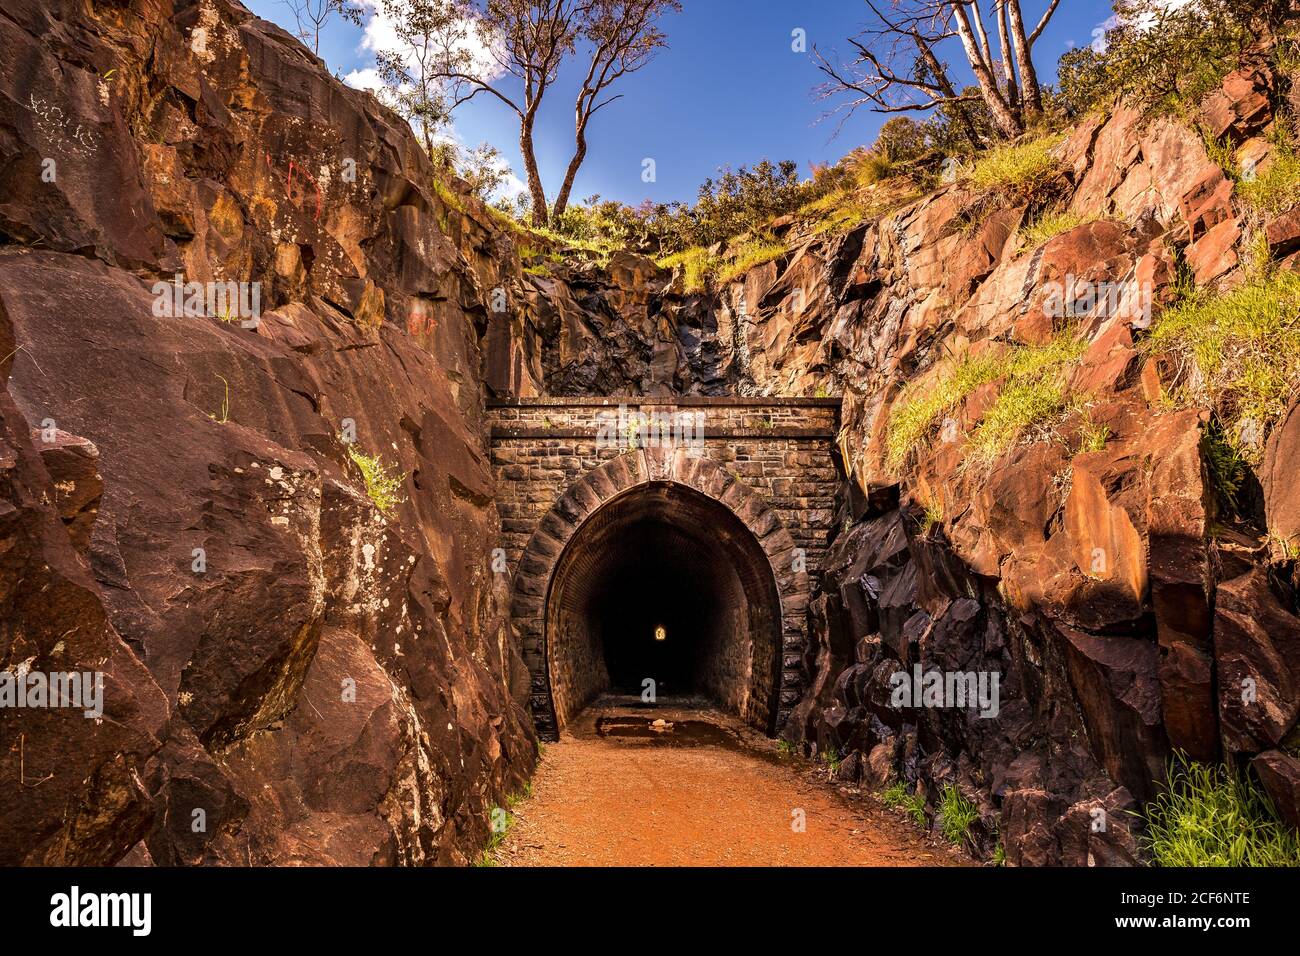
[[493, 697, 969, 867]]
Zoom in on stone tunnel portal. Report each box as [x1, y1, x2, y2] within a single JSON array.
[[545, 482, 784, 734], [488, 397, 842, 740]]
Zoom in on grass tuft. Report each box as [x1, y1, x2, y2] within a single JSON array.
[[939, 784, 980, 847], [1238, 140, 1300, 218], [821, 744, 842, 775], [1018, 208, 1098, 252], [716, 233, 787, 285], [1074, 413, 1112, 454], [657, 245, 717, 293], [883, 780, 929, 827], [886, 331, 1087, 469], [1145, 268, 1300, 463], [1144, 754, 1300, 867], [968, 132, 1065, 198]]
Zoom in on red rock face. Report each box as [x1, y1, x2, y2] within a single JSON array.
[[0, 0, 536, 865], [643, 58, 1299, 864]]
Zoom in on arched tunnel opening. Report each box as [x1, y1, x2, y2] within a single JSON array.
[[544, 482, 783, 735]]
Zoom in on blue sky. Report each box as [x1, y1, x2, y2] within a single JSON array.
[[246, 0, 1119, 206]]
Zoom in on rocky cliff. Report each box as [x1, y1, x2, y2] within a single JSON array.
[[0, 0, 540, 865], [767, 65, 1300, 865]]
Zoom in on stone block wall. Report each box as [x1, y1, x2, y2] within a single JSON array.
[[486, 397, 842, 735]]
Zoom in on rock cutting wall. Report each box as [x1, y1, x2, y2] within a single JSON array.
[[0, 0, 539, 865], [667, 60, 1300, 864]]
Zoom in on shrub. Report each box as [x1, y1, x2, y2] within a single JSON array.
[[347, 445, 406, 516], [874, 116, 929, 164], [1145, 268, 1300, 462], [1062, 0, 1261, 120], [1144, 754, 1300, 866], [687, 159, 809, 247]]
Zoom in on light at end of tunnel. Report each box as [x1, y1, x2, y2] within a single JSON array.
[[654, 625, 666, 642]]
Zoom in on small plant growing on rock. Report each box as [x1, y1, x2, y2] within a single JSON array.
[[777, 739, 794, 758], [939, 784, 980, 848], [886, 330, 1087, 469], [1270, 534, 1300, 561], [1200, 420, 1248, 511], [657, 246, 717, 294], [1146, 268, 1300, 465], [347, 445, 405, 516], [883, 780, 928, 827], [1017, 208, 1098, 253], [821, 744, 842, 776], [208, 375, 231, 425], [1144, 754, 1300, 867], [1235, 124, 1300, 219], [1074, 414, 1112, 455], [920, 499, 944, 536], [715, 233, 787, 285], [991, 842, 1006, 866]]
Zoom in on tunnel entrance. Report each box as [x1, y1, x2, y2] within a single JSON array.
[[544, 482, 783, 735]]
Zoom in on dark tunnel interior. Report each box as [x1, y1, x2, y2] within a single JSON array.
[[544, 483, 783, 734]]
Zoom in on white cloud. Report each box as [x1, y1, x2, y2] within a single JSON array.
[[344, 3, 523, 203], [353, 0, 503, 83], [343, 66, 384, 92]]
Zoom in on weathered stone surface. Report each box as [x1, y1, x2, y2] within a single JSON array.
[[1215, 568, 1300, 754], [0, 0, 535, 865], [1253, 750, 1300, 831], [1263, 396, 1300, 546], [1200, 65, 1274, 143]]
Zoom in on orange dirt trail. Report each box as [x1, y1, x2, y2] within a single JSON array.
[[494, 697, 969, 867]]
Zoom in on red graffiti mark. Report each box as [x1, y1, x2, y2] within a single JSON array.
[[406, 312, 437, 336], [263, 151, 322, 222]]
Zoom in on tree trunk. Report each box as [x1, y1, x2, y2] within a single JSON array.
[[519, 121, 548, 228], [915, 38, 984, 150], [950, 2, 1023, 138], [1007, 0, 1043, 118], [996, 0, 1020, 121], [552, 121, 589, 219]]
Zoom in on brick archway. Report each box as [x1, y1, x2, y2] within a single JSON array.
[[510, 446, 810, 739]]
